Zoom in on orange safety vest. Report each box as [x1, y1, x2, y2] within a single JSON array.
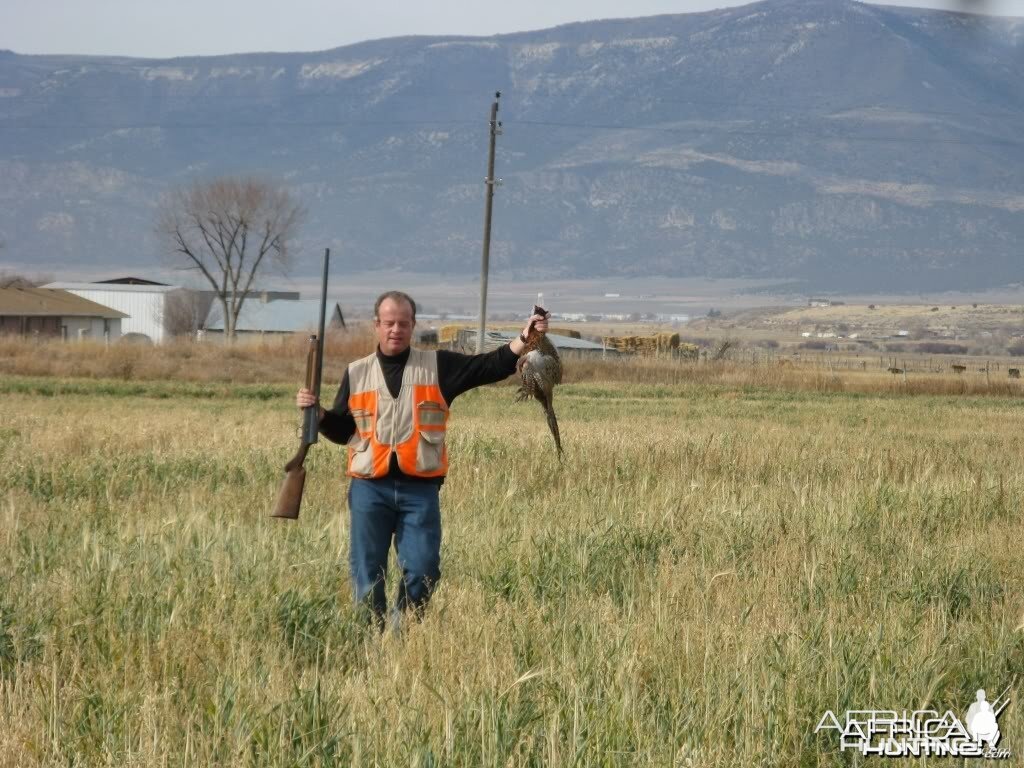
[[345, 348, 449, 479]]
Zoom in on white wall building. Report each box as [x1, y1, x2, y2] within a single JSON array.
[[42, 277, 302, 343], [62, 315, 119, 341], [42, 277, 180, 344]]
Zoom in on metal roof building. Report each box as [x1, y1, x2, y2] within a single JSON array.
[[451, 330, 614, 357], [0, 287, 127, 340], [204, 299, 345, 337], [43, 279, 182, 344], [42, 278, 301, 343]]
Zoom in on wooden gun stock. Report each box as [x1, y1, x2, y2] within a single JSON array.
[[271, 337, 317, 519], [271, 443, 309, 519]]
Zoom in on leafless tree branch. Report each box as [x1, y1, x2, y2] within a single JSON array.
[[156, 177, 305, 340]]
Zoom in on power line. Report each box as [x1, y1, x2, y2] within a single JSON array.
[[3, 87, 1023, 122], [505, 119, 1024, 148], [0, 118, 482, 130], [640, 94, 1024, 122], [1, 112, 1022, 149]]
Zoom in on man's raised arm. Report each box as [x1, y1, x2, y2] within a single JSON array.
[[437, 311, 550, 403]]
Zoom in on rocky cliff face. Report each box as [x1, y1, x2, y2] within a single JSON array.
[[1, 0, 1023, 289]]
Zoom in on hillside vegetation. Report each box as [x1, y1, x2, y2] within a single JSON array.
[[3, 0, 1024, 289]]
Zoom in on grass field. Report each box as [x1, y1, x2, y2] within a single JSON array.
[[1, 371, 1023, 766]]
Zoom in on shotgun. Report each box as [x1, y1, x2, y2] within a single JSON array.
[[271, 248, 329, 520]]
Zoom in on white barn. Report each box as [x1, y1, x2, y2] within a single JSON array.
[[42, 277, 180, 344], [42, 277, 302, 343]]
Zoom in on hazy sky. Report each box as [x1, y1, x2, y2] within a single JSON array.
[[4, 0, 1024, 58]]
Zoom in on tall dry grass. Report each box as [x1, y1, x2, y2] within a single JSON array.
[[4, 335, 1024, 400], [0, 378, 1022, 765], [0, 332, 375, 387], [568, 354, 1024, 397]]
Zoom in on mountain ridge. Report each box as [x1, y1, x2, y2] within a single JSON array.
[[2, 0, 1023, 290]]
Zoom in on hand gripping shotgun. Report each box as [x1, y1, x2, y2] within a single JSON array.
[[272, 248, 329, 520]]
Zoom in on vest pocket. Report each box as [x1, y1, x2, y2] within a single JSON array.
[[348, 437, 375, 477], [417, 400, 447, 427], [415, 430, 445, 473], [351, 408, 374, 436]]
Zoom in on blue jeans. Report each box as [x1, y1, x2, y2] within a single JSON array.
[[347, 477, 442, 627]]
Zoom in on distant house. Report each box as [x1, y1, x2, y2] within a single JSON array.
[[808, 298, 832, 307], [203, 298, 345, 339], [42, 277, 300, 343], [0, 287, 126, 340]]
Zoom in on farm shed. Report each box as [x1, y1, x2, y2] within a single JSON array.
[[0, 287, 126, 340], [43, 278, 301, 343], [43, 278, 186, 344], [203, 299, 345, 339]]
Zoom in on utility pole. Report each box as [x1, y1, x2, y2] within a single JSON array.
[[476, 91, 502, 353]]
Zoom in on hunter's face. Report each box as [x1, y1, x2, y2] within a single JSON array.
[[375, 298, 415, 356]]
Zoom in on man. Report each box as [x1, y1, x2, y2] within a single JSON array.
[[296, 290, 549, 629]]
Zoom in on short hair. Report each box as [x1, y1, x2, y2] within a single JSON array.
[[374, 290, 416, 322]]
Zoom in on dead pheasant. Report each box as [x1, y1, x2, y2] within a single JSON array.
[[516, 304, 564, 457]]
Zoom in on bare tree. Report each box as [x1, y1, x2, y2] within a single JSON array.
[[157, 178, 304, 340], [711, 338, 735, 361], [159, 288, 215, 338], [0, 270, 54, 288]]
